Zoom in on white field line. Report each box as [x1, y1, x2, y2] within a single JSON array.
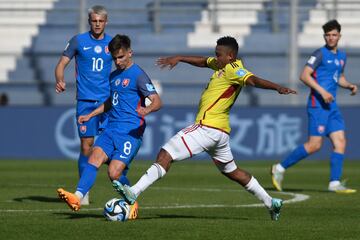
[[0, 188, 309, 213]]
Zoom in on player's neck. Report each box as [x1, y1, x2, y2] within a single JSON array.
[[325, 44, 338, 53], [90, 31, 105, 40]]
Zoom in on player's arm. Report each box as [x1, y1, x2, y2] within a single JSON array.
[[78, 98, 111, 124], [300, 65, 334, 103], [55, 55, 71, 93], [136, 93, 162, 116], [156, 56, 208, 69], [246, 75, 297, 94], [338, 74, 357, 95]]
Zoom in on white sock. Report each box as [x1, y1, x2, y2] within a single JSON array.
[[329, 180, 341, 188], [131, 163, 166, 197], [245, 176, 272, 208], [275, 163, 285, 173], [74, 191, 84, 200]]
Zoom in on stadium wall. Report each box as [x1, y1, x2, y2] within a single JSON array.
[[1, 106, 359, 160]]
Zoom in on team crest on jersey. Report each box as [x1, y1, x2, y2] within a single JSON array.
[[94, 45, 102, 54], [80, 125, 87, 134], [318, 125, 325, 134], [122, 78, 130, 87], [105, 46, 109, 54], [115, 79, 121, 86], [236, 69, 247, 77], [334, 59, 340, 66], [340, 59, 344, 67]]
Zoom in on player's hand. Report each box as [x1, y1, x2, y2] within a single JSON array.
[[56, 80, 66, 93], [136, 106, 151, 116], [78, 115, 91, 124], [320, 91, 334, 103], [277, 87, 297, 95], [349, 84, 357, 96], [156, 56, 180, 70]]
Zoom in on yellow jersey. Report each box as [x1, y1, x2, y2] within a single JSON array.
[[195, 57, 253, 133]]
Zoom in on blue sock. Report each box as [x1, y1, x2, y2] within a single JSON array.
[[330, 152, 344, 181], [281, 145, 309, 169], [76, 163, 98, 196], [78, 153, 89, 177], [118, 175, 130, 186]]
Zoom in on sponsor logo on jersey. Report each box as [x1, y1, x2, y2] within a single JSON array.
[[115, 79, 121, 86], [94, 45, 102, 54], [318, 125, 325, 134], [334, 59, 340, 66], [146, 83, 155, 91], [80, 125, 87, 134], [236, 69, 247, 77], [83, 46, 92, 51], [122, 78, 130, 88], [307, 56, 316, 65]]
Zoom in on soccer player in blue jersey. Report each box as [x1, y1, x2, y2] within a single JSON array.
[[57, 34, 162, 219], [271, 20, 358, 193], [55, 6, 130, 205]]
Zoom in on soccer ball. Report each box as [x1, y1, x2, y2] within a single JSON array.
[[103, 198, 130, 222]]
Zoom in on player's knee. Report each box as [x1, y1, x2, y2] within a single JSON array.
[[213, 159, 237, 173], [334, 137, 346, 152], [156, 149, 172, 171], [306, 141, 322, 153], [80, 138, 94, 155]]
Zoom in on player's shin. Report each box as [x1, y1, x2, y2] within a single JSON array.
[[75, 163, 99, 200], [245, 176, 272, 208], [131, 163, 166, 197]]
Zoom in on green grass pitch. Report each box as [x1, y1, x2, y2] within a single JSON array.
[[0, 160, 359, 240]]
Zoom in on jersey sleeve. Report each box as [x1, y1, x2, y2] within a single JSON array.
[[62, 35, 78, 59], [137, 72, 158, 97], [341, 54, 347, 73], [305, 49, 322, 70], [206, 57, 219, 71], [225, 64, 253, 86]]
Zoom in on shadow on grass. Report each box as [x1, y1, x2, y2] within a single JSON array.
[[264, 187, 329, 193], [13, 196, 61, 203], [138, 214, 250, 221], [53, 212, 104, 219]]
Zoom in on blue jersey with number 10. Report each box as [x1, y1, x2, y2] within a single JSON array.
[[63, 31, 113, 102], [108, 64, 157, 137]]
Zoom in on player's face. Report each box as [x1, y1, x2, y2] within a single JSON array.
[[215, 45, 233, 69], [88, 13, 107, 37], [324, 29, 341, 49], [112, 48, 133, 70]]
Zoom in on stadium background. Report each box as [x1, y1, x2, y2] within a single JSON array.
[[0, 0, 359, 160]]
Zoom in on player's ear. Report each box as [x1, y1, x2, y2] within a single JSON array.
[[128, 49, 133, 57]]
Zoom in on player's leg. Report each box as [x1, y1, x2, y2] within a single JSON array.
[[272, 108, 326, 191], [76, 100, 102, 204], [209, 129, 282, 220], [114, 124, 208, 204], [327, 112, 356, 193], [57, 146, 108, 211]]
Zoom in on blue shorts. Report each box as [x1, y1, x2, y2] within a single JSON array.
[[76, 100, 108, 138], [307, 107, 345, 136], [94, 128, 142, 166]]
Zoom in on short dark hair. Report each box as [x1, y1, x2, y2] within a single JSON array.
[[108, 34, 131, 54], [216, 36, 239, 55], [322, 19, 341, 33]]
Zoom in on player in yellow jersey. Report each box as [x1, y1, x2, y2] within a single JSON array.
[[112, 36, 296, 221]]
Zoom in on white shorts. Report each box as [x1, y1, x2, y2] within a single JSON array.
[[162, 124, 234, 163]]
